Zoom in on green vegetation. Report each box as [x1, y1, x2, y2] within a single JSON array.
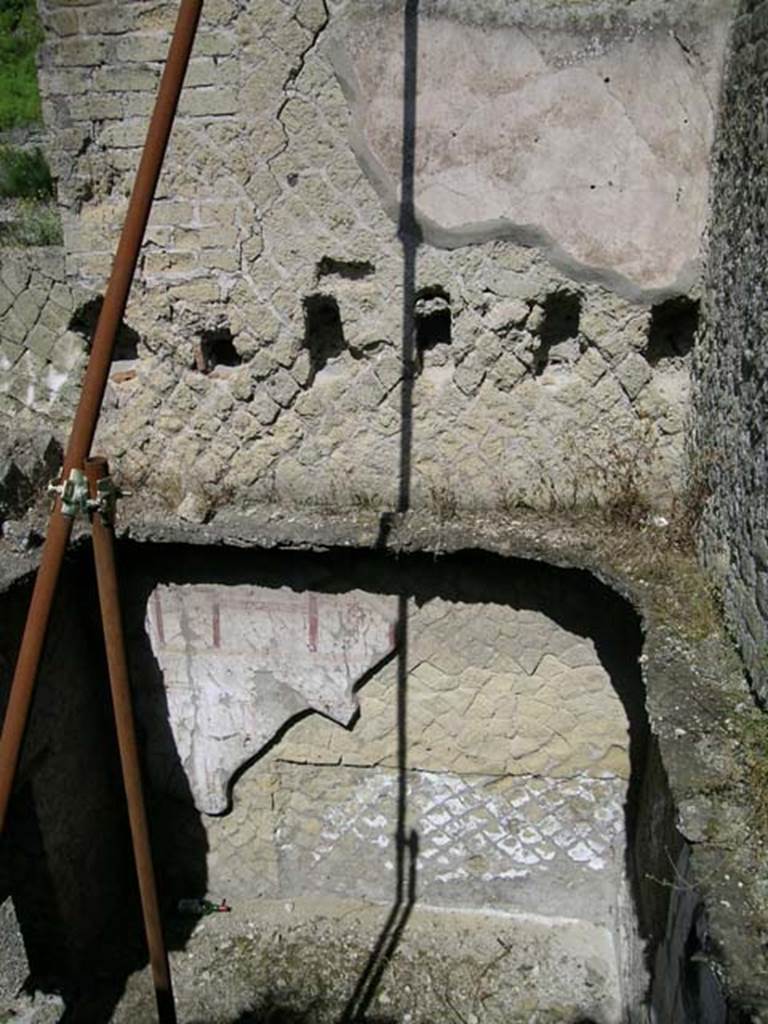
[[0, 144, 60, 248], [0, 198, 61, 246], [0, 0, 44, 130], [0, 144, 52, 198]]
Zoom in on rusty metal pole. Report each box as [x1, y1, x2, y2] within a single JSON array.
[[84, 456, 176, 1024], [0, 0, 203, 832]]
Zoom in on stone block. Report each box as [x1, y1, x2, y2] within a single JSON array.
[[149, 201, 195, 227], [575, 345, 609, 386], [454, 354, 486, 396], [1, 260, 30, 298], [0, 311, 27, 347], [206, 249, 240, 272], [490, 350, 528, 391], [193, 30, 237, 57], [168, 279, 220, 303], [484, 298, 530, 333], [178, 88, 239, 118], [0, 340, 24, 370], [45, 9, 79, 35], [124, 92, 155, 117], [80, 5, 133, 35], [41, 68, 90, 95], [199, 225, 240, 249], [252, 391, 281, 425], [53, 36, 104, 66], [49, 331, 85, 373], [115, 33, 172, 63], [144, 250, 198, 276], [26, 324, 58, 361], [39, 290, 71, 329], [68, 94, 124, 121], [296, 0, 328, 33], [266, 368, 300, 408], [185, 57, 218, 88], [198, 201, 239, 226], [99, 119, 148, 149], [0, 282, 14, 317], [615, 352, 652, 400], [93, 64, 159, 92]]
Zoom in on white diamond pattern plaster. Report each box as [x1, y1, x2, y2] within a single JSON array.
[[273, 767, 624, 922]]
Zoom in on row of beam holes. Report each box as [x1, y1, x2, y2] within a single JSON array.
[[302, 286, 453, 381], [67, 289, 699, 384], [68, 297, 244, 377], [299, 290, 700, 382], [529, 293, 699, 374]]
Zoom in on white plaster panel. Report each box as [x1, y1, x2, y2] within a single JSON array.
[[145, 584, 397, 812]]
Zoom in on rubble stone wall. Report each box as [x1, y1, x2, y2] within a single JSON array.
[[25, 0, 734, 518], [694, 0, 768, 702]]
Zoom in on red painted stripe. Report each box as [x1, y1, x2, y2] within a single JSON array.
[[212, 601, 221, 648], [153, 589, 165, 644], [308, 593, 318, 652]]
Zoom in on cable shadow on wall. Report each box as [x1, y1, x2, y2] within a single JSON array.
[[352, 1, 421, 1018]]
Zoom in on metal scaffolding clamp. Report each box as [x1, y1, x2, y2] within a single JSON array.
[[48, 468, 90, 518], [91, 474, 126, 523], [48, 468, 128, 521]]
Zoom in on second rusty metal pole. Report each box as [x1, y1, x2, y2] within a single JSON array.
[[84, 456, 176, 1024], [0, 0, 202, 834]]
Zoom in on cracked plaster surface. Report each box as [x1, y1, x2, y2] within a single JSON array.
[[335, 7, 728, 294]]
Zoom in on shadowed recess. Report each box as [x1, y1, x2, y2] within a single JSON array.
[[303, 294, 345, 375], [69, 296, 140, 361], [194, 327, 241, 374], [316, 256, 375, 280], [414, 286, 451, 364], [644, 296, 699, 365], [533, 291, 582, 375]]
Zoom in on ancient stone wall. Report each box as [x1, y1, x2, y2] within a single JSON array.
[[26, 0, 734, 519], [694, 0, 768, 702], [0, 247, 84, 435], [3, 1, 765, 1019]]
